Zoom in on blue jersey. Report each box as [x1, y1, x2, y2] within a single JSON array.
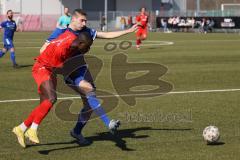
[[46, 27, 97, 43], [46, 27, 97, 86], [0, 20, 17, 40]]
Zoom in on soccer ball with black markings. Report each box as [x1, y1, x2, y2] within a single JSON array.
[[202, 126, 220, 144]]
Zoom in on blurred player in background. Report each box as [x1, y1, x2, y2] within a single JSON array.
[[0, 10, 18, 68], [56, 7, 71, 29], [135, 7, 148, 50], [13, 9, 138, 148]]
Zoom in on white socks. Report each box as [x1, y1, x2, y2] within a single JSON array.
[[19, 123, 27, 132], [30, 122, 39, 130], [19, 122, 38, 132]]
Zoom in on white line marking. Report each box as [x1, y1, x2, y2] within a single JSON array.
[[16, 45, 164, 49], [1, 38, 239, 44], [1, 88, 240, 103], [8, 38, 240, 49], [15, 41, 174, 49]]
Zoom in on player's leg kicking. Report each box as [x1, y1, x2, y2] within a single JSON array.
[[12, 63, 57, 147], [65, 66, 120, 144], [72, 80, 120, 137]]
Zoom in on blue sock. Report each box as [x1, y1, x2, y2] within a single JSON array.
[[86, 92, 110, 127], [74, 120, 86, 135], [73, 108, 90, 134], [0, 50, 5, 58], [10, 51, 16, 65]]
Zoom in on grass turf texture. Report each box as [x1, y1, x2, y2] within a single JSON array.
[[0, 32, 240, 160]]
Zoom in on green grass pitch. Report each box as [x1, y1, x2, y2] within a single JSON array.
[[0, 32, 239, 160]]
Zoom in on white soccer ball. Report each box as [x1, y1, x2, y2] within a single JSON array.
[[202, 126, 220, 144]]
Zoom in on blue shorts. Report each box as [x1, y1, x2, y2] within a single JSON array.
[[3, 38, 14, 50], [64, 65, 96, 89]]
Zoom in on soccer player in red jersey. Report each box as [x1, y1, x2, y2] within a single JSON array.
[[13, 30, 93, 148], [135, 7, 148, 50], [12, 9, 138, 148]]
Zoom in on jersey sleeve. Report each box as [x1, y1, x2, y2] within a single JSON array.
[[85, 27, 97, 40], [90, 28, 97, 40], [0, 21, 6, 28], [46, 28, 67, 42]]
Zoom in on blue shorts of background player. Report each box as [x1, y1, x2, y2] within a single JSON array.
[[3, 38, 14, 50], [0, 38, 18, 68], [0, 10, 18, 68]]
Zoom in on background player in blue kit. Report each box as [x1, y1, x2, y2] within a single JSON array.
[[0, 10, 18, 68]]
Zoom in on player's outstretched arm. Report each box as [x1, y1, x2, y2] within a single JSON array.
[[40, 42, 50, 54], [96, 24, 138, 39]]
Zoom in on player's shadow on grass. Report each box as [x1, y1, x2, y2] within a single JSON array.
[[147, 47, 162, 50], [37, 127, 192, 155], [17, 64, 33, 69]]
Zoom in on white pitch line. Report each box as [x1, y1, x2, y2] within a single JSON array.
[[15, 43, 174, 49], [16, 41, 174, 49], [1, 88, 240, 103], [14, 38, 240, 49]]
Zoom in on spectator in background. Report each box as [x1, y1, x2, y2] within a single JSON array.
[[199, 18, 214, 34], [184, 17, 195, 32], [172, 16, 180, 32], [120, 16, 126, 30], [161, 18, 168, 33], [191, 17, 195, 29], [168, 17, 174, 31], [127, 16, 133, 28], [56, 7, 71, 29], [200, 18, 208, 34], [207, 18, 215, 32], [100, 16, 106, 31]]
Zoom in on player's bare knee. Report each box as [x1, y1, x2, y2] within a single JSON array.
[[10, 48, 15, 52], [2, 48, 7, 52], [79, 80, 94, 94]]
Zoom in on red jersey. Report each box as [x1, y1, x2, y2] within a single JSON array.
[[136, 13, 148, 30], [35, 30, 77, 68]]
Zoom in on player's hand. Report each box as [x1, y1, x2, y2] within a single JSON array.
[[128, 24, 138, 33]]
